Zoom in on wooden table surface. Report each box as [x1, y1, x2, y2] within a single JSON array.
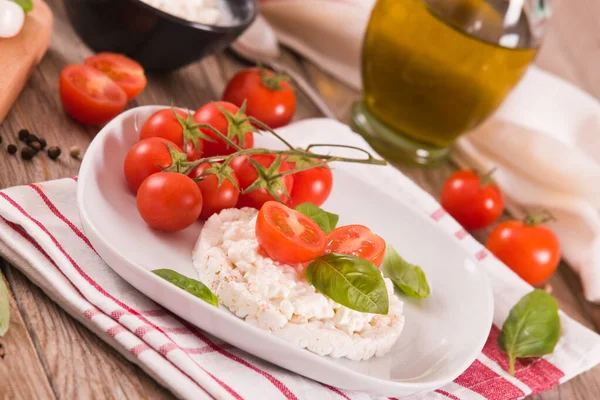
[[0, 0, 599, 399]]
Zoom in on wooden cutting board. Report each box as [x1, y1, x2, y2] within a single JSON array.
[[0, 0, 53, 124]]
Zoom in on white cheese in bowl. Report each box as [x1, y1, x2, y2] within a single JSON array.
[[192, 208, 405, 361], [139, 0, 235, 26]]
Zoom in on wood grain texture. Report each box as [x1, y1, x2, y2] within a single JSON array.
[[0, 0, 598, 398]]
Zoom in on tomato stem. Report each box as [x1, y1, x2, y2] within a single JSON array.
[[524, 210, 556, 226], [479, 167, 497, 187], [248, 117, 296, 150]]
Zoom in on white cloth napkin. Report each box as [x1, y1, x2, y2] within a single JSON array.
[[257, 0, 600, 302], [0, 119, 599, 400]]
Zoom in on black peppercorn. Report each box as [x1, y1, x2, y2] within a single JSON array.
[[7, 144, 17, 155], [39, 138, 47, 149], [18, 129, 30, 141], [47, 146, 61, 160], [25, 134, 39, 145], [28, 140, 41, 151], [21, 147, 36, 160]]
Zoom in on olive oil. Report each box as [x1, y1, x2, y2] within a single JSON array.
[[362, 0, 538, 148]]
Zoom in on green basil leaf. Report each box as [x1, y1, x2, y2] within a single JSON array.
[[294, 202, 339, 234], [498, 289, 561, 376], [9, 0, 34, 13], [381, 245, 430, 299], [153, 269, 218, 307], [0, 273, 10, 337], [306, 253, 388, 314]]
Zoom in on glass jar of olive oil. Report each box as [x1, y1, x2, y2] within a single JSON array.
[[352, 0, 549, 165]]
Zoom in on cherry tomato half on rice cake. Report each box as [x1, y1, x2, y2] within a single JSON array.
[[324, 225, 386, 267]]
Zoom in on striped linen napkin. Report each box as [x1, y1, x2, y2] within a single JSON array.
[[0, 119, 599, 399]]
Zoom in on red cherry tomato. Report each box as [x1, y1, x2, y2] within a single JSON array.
[[230, 154, 294, 209], [193, 101, 254, 157], [84, 52, 147, 100], [441, 169, 505, 231], [256, 201, 326, 264], [486, 219, 561, 285], [222, 67, 296, 129], [325, 225, 386, 267], [123, 138, 181, 193], [59, 64, 127, 125], [189, 164, 240, 220], [136, 172, 203, 232], [289, 164, 333, 207], [139, 109, 204, 161]]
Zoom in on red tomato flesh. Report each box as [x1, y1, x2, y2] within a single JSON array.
[[325, 225, 386, 267], [85, 52, 147, 100], [256, 201, 326, 264]]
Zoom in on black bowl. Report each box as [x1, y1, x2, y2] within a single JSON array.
[[64, 0, 257, 72]]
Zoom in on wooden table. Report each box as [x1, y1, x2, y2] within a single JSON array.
[[0, 0, 598, 398]]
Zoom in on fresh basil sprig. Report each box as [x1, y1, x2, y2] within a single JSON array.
[[306, 253, 389, 314], [153, 269, 218, 307], [381, 245, 430, 299], [10, 0, 34, 13], [294, 202, 339, 234], [498, 289, 561, 375], [0, 273, 10, 337]]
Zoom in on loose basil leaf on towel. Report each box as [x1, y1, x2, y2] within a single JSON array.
[[153, 269, 218, 307], [294, 202, 339, 234], [382, 245, 430, 299], [498, 289, 561, 376], [306, 253, 389, 314], [0, 274, 10, 337], [10, 0, 34, 13]]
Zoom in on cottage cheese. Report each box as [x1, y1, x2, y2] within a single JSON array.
[[192, 208, 405, 360]]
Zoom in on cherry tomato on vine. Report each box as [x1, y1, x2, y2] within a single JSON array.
[[486, 216, 560, 285], [441, 169, 505, 231], [193, 101, 254, 157], [123, 137, 181, 193], [84, 52, 147, 100], [230, 154, 294, 209], [137, 172, 203, 232], [256, 201, 326, 264], [289, 163, 333, 207], [59, 64, 127, 125], [140, 109, 204, 161], [324, 225, 386, 267], [189, 163, 240, 219], [222, 67, 296, 129]]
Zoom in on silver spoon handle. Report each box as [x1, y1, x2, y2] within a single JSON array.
[[266, 59, 337, 120]]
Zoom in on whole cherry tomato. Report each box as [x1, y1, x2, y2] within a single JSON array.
[[486, 215, 560, 285], [222, 67, 296, 129], [123, 138, 181, 193], [136, 172, 203, 232], [193, 101, 254, 157], [441, 169, 505, 231], [84, 52, 147, 100], [256, 201, 326, 264], [289, 163, 333, 207], [230, 154, 294, 209], [189, 163, 240, 219]]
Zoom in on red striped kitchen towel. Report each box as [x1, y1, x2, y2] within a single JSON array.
[[0, 119, 598, 399]]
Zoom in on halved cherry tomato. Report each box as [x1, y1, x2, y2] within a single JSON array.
[[189, 163, 240, 219], [85, 53, 147, 100], [486, 218, 560, 285], [137, 172, 203, 232], [230, 154, 294, 209], [289, 164, 333, 207], [256, 201, 326, 264], [59, 64, 128, 125], [124, 137, 182, 193], [324, 225, 386, 267], [139, 108, 204, 160], [193, 101, 254, 157], [441, 169, 504, 231], [222, 67, 296, 129]]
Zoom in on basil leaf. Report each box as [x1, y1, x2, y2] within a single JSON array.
[[306, 253, 388, 314], [498, 289, 561, 376], [381, 245, 430, 299], [9, 0, 34, 13], [153, 269, 218, 307], [0, 273, 10, 337], [294, 202, 339, 234]]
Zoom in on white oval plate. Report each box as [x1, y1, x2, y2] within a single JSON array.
[[78, 106, 494, 397]]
